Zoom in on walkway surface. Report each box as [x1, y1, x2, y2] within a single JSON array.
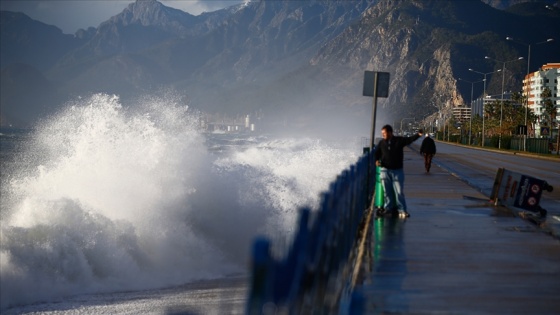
[[358, 147, 560, 314]]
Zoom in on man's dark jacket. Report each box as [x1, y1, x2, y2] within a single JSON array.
[[374, 134, 421, 170], [420, 136, 436, 155]]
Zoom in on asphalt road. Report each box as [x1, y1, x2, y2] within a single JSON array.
[[409, 140, 559, 227]]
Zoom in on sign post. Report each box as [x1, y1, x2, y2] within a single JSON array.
[[363, 71, 390, 149], [540, 126, 550, 137]]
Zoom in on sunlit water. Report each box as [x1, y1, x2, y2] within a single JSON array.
[[0, 93, 361, 313]]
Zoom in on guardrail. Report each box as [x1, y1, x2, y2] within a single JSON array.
[[246, 148, 376, 314], [511, 138, 551, 154]]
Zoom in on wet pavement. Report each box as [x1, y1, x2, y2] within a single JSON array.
[[417, 141, 560, 240], [357, 147, 560, 314]]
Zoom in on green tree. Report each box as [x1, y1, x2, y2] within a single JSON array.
[[470, 114, 483, 145], [541, 87, 558, 154], [542, 87, 555, 129], [526, 109, 538, 137], [510, 90, 539, 137], [501, 100, 526, 136], [512, 91, 524, 105], [484, 100, 501, 137]]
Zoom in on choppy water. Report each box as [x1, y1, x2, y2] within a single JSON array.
[[0, 93, 361, 313]]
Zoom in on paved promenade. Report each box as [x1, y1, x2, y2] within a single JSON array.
[[358, 147, 560, 314]]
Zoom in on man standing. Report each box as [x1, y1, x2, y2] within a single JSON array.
[[374, 124, 422, 218], [420, 134, 436, 173]]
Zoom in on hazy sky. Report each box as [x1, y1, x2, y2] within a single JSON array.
[[0, 0, 246, 34]]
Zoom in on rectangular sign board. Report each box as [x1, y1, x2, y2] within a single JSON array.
[[490, 168, 545, 212], [363, 71, 390, 98]]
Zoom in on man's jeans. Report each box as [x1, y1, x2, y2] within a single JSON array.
[[379, 167, 407, 211]]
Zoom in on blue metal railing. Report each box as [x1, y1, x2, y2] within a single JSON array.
[[246, 148, 376, 314]]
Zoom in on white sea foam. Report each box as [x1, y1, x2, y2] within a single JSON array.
[[0, 92, 359, 311], [214, 137, 357, 233]]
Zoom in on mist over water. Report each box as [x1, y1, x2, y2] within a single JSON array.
[[0, 93, 360, 310]]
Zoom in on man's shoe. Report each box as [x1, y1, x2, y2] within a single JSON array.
[[398, 210, 410, 218]]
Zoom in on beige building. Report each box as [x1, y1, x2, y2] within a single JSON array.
[[453, 104, 471, 123], [523, 63, 560, 137]]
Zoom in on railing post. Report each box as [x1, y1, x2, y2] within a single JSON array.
[[246, 238, 272, 315], [363, 147, 371, 207], [277, 208, 310, 306], [349, 289, 364, 315]]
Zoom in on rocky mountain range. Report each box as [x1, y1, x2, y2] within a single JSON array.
[[1, 0, 559, 136]]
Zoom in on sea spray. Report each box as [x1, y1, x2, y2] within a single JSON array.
[[0, 93, 234, 309], [214, 138, 357, 234], [0, 93, 360, 310]]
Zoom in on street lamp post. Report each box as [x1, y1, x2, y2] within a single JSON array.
[[447, 114, 451, 142], [468, 68, 502, 147], [484, 56, 524, 149], [442, 114, 447, 141], [458, 78, 484, 145], [505, 37, 554, 151]]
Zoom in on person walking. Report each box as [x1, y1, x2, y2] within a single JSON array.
[[374, 124, 422, 218], [420, 134, 436, 173]]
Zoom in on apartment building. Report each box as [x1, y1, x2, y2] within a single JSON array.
[[523, 63, 560, 137], [471, 92, 513, 118], [452, 104, 471, 123]]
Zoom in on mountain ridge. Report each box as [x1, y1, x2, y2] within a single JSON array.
[[1, 0, 559, 132]]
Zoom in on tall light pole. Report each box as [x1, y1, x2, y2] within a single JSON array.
[[442, 113, 447, 141], [505, 37, 554, 151], [447, 113, 451, 142], [458, 78, 484, 145], [484, 56, 524, 149], [468, 68, 502, 147]]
